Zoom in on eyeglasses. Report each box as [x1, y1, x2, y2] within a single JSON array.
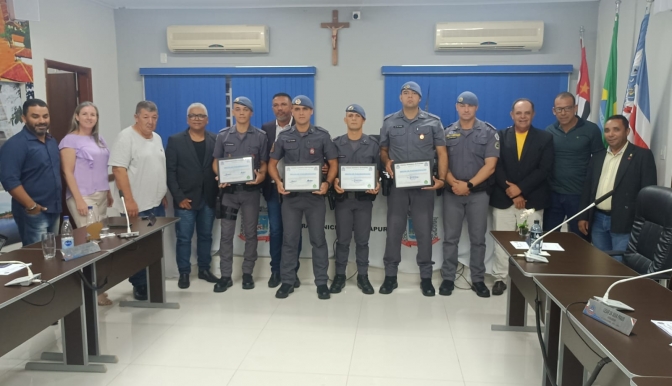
[[188, 114, 208, 120], [553, 106, 575, 114]]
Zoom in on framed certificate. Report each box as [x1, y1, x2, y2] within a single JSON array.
[[284, 164, 322, 192], [394, 160, 433, 189], [338, 164, 377, 191], [218, 156, 254, 184]]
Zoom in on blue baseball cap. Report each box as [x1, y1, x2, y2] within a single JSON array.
[[345, 104, 366, 119], [457, 91, 479, 106], [233, 96, 253, 111], [292, 95, 314, 110], [401, 81, 422, 98]]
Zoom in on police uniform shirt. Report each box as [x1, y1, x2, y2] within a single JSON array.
[[270, 125, 338, 176], [213, 125, 269, 170], [379, 110, 445, 163], [333, 134, 380, 167], [444, 119, 500, 181]]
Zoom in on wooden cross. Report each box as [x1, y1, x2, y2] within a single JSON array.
[[321, 10, 349, 66]]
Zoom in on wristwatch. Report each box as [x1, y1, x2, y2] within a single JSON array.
[[25, 203, 37, 212], [467, 181, 474, 190], [324, 181, 332, 189]]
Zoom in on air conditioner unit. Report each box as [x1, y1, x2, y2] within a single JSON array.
[[167, 25, 269, 53], [435, 21, 544, 51]]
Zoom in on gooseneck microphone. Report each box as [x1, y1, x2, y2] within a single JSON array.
[[118, 190, 139, 238], [523, 190, 614, 263]]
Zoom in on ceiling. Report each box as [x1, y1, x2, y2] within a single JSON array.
[[90, 0, 598, 9]]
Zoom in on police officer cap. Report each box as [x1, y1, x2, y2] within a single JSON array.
[[457, 91, 479, 106], [233, 96, 253, 111], [292, 95, 314, 109], [400, 81, 422, 98], [345, 104, 366, 119]]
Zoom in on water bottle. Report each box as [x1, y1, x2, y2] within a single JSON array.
[[529, 220, 543, 255], [86, 206, 96, 225], [61, 216, 74, 259]]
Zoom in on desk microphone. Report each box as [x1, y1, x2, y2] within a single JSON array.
[[118, 191, 139, 238], [594, 267, 672, 311], [1, 261, 41, 287], [523, 190, 614, 263]]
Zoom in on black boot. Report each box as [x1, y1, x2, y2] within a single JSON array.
[[214, 277, 233, 293], [133, 285, 148, 301], [471, 281, 491, 298], [420, 278, 435, 297], [198, 269, 219, 283], [268, 272, 281, 288], [178, 273, 190, 289], [242, 273, 255, 290], [329, 274, 347, 293], [275, 283, 294, 299], [439, 280, 454, 296], [317, 284, 331, 299], [378, 276, 398, 295], [357, 275, 374, 295], [492, 281, 507, 296]]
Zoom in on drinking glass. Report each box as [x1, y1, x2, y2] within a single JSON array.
[[41, 232, 56, 260], [100, 213, 110, 235]]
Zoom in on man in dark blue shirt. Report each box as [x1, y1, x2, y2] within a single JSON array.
[[0, 99, 62, 245]]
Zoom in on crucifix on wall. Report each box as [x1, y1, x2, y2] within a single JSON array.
[[321, 10, 349, 66]]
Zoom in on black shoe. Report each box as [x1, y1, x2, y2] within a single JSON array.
[[178, 273, 190, 289], [317, 284, 331, 299], [329, 274, 346, 293], [133, 285, 147, 301], [420, 278, 435, 297], [275, 283, 294, 299], [439, 280, 454, 296], [242, 273, 255, 290], [214, 277, 233, 293], [294, 275, 301, 288], [472, 281, 491, 298], [492, 281, 507, 296], [198, 269, 219, 283], [378, 276, 398, 294], [357, 275, 374, 295], [268, 272, 281, 288]]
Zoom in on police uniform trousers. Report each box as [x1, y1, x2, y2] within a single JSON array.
[[280, 193, 329, 286], [491, 206, 543, 281], [382, 186, 435, 278], [442, 190, 489, 283], [219, 189, 261, 278], [334, 197, 372, 276]]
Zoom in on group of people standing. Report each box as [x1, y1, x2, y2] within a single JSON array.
[[0, 81, 657, 302]]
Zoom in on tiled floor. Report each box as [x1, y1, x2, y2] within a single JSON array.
[[0, 267, 544, 386]]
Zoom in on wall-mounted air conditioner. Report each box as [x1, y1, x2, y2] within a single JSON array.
[[435, 21, 544, 51], [167, 25, 269, 53]]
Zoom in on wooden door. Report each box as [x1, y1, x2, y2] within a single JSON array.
[[46, 72, 78, 143]]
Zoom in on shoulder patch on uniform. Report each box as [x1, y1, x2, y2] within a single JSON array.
[[494, 133, 500, 141], [495, 142, 500, 149]]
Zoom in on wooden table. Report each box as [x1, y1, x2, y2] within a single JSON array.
[[536, 276, 672, 385], [631, 377, 672, 386], [0, 248, 108, 372], [489, 231, 638, 386]]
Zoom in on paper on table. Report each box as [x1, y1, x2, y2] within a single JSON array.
[[652, 320, 672, 338], [0, 263, 32, 276], [509, 241, 565, 251]]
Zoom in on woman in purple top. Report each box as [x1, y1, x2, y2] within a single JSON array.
[[59, 102, 114, 306]]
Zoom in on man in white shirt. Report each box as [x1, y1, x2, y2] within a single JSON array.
[[109, 100, 167, 300], [261, 93, 302, 288]]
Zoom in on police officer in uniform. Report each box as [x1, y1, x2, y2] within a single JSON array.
[[441, 91, 500, 298], [329, 104, 380, 295], [212, 97, 268, 293], [268, 95, 339, 300], [379, 81, 447, 296]]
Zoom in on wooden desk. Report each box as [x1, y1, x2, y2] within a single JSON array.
[[489, 231, 638, 386], [536, 276, 672, 385], [0, 248, 108, 372], [631, 377, 672, 386], [34, 217, 180, 365]]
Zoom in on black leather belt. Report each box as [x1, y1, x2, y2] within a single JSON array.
[[223, 184, 259, 193], [595, 208, 612, 215]]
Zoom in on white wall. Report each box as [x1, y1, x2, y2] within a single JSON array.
[[593, 0, 672, 186], [114, 2, 599, 136], [30, 0, 121, 142]]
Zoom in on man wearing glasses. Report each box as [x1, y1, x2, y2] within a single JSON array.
[[544, 92, 603, 239], [166, 103, 219, 289]]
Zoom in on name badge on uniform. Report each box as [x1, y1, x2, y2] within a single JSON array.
[[446, 133, 461, 139], [309, 148, 315, 155], [287, 139, 297, 143], [393, 125, 404, 128], [225, 143, 235, 146]]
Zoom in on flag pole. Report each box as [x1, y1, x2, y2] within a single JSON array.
[[615, 0, 621, 15]]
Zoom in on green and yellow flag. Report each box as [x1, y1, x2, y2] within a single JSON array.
[[598, 5, 619, 147]]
